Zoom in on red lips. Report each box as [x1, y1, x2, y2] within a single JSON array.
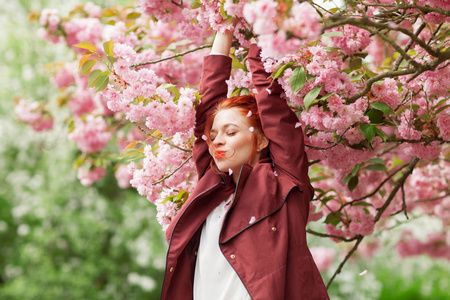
[[214, 150, 226, 159]]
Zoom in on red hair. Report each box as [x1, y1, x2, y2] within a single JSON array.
[[204, 94, 264, 174]]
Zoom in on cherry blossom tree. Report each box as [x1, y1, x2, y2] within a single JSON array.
[[18, 0, 449, 287]]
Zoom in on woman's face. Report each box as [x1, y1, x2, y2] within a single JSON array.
[[209, 108, 266, 180]]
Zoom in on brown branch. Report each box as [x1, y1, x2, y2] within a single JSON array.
[[341, 163, 409, 208], [306, 229, 355, 242], [393, 22, 426, 71], [414, 192, 450, 203], [374, 156, 419, 223], [136, 125, 192, 153], [147, 132, 193, 153], [306, 128, 350, 150], [152, 154, 193, 185], [326, 236, 364, 288], [131, 44, 212, 68], [323, 16, 439, 58], [347, 68, 416, 103], [361, 24, 420, 69], [327, 158, 419, 287], [372, 3, 450, 17], [391, 185, 409, 219]]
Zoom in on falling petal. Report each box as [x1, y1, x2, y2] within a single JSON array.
[[359, 270, 368, 276], [249, 216, 256, 224], [246, 110, 252, 117], [249, 127, 254, 132], [266, 88, 272, 95], [202, 135, 207, 141], [228, 168, 233, 175], [295, 122, 301, 128]]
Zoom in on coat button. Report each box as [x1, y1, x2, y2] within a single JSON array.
[[169, 267, 174, 272], [230, 254, 236, 259], [272, 227, 277, 231]]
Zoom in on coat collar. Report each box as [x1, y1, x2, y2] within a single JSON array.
[[219, 161, 298, 243]]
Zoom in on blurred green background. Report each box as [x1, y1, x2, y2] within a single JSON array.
[[0, 0, 449, 299]]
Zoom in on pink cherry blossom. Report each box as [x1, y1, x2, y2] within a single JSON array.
[[68, 115, 112, 153], [77, 165, 107, 186]]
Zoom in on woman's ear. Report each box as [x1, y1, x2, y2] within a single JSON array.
[[257, 134, 269, 151]]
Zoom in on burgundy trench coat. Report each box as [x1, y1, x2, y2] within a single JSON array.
[[161, 45, 330, 300]]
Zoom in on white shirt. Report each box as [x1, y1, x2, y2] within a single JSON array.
[[193, 195, 252, 300]]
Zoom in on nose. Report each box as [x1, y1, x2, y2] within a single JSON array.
[[212, 133, 225, 147]]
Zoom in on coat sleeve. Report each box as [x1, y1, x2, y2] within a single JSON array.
[[247, 45, 311, 189], [193, 54, 232, 179]]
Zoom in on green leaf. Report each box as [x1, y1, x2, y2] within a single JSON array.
[[78, 52, 92, 70], [366, 109, 384, 124], [304, 86, 322, 111], [322, 31, 344, 37], [351, 73, 364, 82], [95, 71, 110, 92], [359, 123, 377, 144], [364, 163, 387, 171], [343, 174, 352, 185], [319, 93, 333, 101], [74, 41, 97, 52], [432, 98, 448, 110], [352, 202, 373, 207], [348, 176, 359, 192], [375, 127, 387, 142], [434, 104, 450, 115], [330, 7, 340, 13], [370, 102, 391, 116], [230, 87, 241, 97], [349, 57, 362, 70], [368, 158, 384, 164], [88, 70, 102, 87], [324, 212, 342, 226], [103, 40, 114, 57], [190, 0, 202, 9], [126, 12, 141, 19], [232, 59, 246, 71], [289, 66, 306, 94], [80, 59, 97, 76], [270, 61, 294, 79], [351, 164, 360, 176]]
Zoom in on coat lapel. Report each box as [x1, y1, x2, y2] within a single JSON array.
[[219, 162, 298, 243]]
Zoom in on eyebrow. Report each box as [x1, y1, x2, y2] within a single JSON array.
[[210, 123, 239, 133]]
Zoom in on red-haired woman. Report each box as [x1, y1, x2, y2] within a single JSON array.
[[160, 24, 330, 300]]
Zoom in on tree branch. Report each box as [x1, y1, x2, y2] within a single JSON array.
[[374, 156, 419, 223], [347, 68, 416, 103], [324, 16, 439, 58], [306, 229, 355, 242], [152, 154, 193, 185], [393, 22, 426, 71], [326, 236, 364, 288], [146, 132, 193, 153], [414, 192, 450, 203], [131, 44, 213, 68], [341, 163, 409, 208]]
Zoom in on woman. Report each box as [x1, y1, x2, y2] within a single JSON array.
[[160, 24, 330, 300]]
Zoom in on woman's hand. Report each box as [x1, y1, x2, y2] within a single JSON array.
[[210, 18, 241, 56]]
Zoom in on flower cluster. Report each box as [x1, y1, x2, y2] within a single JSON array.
[[21, 0, 450, 258], [14, 99, 54, 132]]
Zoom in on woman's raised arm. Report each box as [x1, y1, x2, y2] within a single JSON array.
[[193, 30, 233, 179], [247, 44, 311, 187]]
